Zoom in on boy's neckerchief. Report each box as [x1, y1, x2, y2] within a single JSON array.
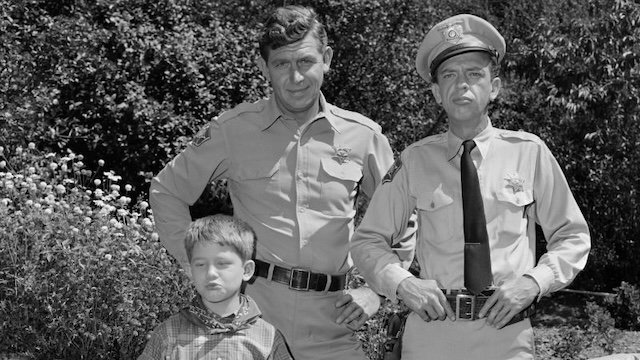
[[180, 293, 259, 334]]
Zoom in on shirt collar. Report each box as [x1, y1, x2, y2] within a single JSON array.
[[261, 92, 331, 131], [447, 119, 495, 161]]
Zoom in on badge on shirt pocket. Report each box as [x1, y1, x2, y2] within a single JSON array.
[[494, 187, 534, 237]]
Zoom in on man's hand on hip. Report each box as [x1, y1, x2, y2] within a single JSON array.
[[335, 286, 381, 330], [479, 275, 540, 329]]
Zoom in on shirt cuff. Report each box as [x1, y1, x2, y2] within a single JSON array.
[[525, 265, 555, 300], [379, 263, 415, 302]]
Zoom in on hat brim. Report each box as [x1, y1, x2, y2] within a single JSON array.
[[429, 44, 498, 80]]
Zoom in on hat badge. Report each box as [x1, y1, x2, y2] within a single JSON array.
[[440, 23, 464, 44]]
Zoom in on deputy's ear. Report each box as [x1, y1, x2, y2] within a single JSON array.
[[430, 82, 442, 105], [489, 77, 502, 101]]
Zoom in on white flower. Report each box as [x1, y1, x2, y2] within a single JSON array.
[[28, 142, 36, 150], [139, 201, 149, 210], [151, 232, 159, 241], [125, 184, 132, 192], [55, 184, 66, 194], [98, 159, 105, 167], [141, 218, 153, 229], [0, 161, 5, 169], [49, 162, 58, 171], [105, 254, 112, 260], [94, 179, 101, 186]]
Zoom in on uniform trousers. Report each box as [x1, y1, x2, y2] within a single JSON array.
[[245, 277, 366, 360], [402, 311, 535, 359]]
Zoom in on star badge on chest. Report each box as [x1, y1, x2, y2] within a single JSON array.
[[332, 145, 351, 164]]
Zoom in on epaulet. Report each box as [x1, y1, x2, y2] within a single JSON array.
[[329, 106, 382, 132], [216, 100, 266, 124], [496, 129, 540, 143], [409, 133, 446, 149]]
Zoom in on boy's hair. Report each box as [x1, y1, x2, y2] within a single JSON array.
[[258, 5, 328, 60], [184, 214, 256, 263]]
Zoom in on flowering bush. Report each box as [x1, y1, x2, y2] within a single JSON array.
[[0, 144, 194, 359]]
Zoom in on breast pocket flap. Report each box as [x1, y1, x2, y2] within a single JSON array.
[[236, 160, 279, 180], [495, 188, 534, 207], [417, 188, 454, 211], [320, 158, 362, 182]]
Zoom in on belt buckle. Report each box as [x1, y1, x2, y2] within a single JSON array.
[[456, 294, 475, 321], [289, 268, 311, 291]]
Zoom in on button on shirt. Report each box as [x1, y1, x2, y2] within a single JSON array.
[[351, 121, 591, 301], [150, 93, 396, 274]]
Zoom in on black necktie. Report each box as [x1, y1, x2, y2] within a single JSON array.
[[461, 140, 492, 295]]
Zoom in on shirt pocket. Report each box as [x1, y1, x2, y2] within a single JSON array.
[[416, 186, 455, 243], [234, 160, 280, 204], [319, 158, 362, 193], [494, 188, 534, 237]]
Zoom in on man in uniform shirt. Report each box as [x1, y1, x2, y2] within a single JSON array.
[[149, 5, 414, 360], [350, 14, 590, 359]]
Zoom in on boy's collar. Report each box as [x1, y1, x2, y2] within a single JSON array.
[[180, 294, 261, 334]]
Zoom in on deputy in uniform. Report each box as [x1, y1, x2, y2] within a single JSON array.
[[350, 14, 590, 359], [149, 6, 414, 360]]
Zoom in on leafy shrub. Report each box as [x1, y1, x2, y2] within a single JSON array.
[[605, 281, 640, 331], [0, 144, 194, 359], [585, 301, 622, 355]]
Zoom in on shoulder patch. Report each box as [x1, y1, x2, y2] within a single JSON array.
[[329, 107, 382, 132], [192, 123, 211, 147], [382, 157, 403, 184]]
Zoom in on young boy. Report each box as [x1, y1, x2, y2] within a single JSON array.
[[139, 214, 293, 360]]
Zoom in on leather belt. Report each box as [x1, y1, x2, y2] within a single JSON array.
[[442, 289, 535, 326], [253, 259, 346, 292]]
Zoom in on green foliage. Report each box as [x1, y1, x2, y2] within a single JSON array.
[[585, 301, 622, 354], [605, 282, 640, 331], [2, 0, 640, 356], [0, 145, 194, 359]]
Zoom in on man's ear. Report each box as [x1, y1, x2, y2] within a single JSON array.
[[258, 56, 270, 81], [322, 46, 333, 73], [430, 82, 442, 104], [243, 260, 255, 281], [185, 264, 193, 280], [489, 77, 502, 102]]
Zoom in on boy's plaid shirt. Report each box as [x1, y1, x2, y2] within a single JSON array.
[[138, 294, 293, 360]]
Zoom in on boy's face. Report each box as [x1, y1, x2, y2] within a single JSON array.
[[188, 242, 254, 315]]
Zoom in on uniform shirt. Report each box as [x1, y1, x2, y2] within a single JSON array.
[[150, 93, 398, 273], [351, 121, 591, 301], [138, 294, 292, 360]]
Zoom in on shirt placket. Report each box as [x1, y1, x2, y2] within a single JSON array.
[[294, 127, 311, 256]]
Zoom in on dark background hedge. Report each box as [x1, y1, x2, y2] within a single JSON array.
[[2, 0, 639, 292]]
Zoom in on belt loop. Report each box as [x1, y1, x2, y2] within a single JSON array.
[[266, 262, 274, 282], [323, 274, 332, 292]]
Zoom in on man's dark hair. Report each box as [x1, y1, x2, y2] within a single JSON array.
[[259, 5, 328, 60]]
